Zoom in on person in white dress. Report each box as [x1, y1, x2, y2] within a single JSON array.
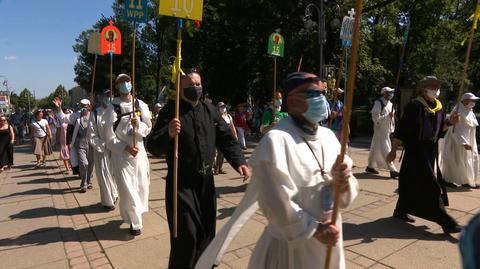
[[89, 89, 119, 210], [195, 72, 359, 269], [365, 87, 399, 179], [104, 74, 152, 236], [439, 92, 480, 188]]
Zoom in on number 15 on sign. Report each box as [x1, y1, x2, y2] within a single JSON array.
[[159, 0, 204, 21]]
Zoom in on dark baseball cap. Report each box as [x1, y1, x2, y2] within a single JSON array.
[[281, 72, 321, 111]]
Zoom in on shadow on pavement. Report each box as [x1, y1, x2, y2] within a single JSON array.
[[0, 220, 134, 248], [354, 172, 390, 180], [343, 217, 459, 244], [0, 187, 76, 199], [11, 170, 64, 179], [9, 204, 110, 220], [216, 184, 247, 196], [217, 206, 236, 220]]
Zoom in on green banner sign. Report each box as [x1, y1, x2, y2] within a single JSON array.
[[267, 33, 285, 57]]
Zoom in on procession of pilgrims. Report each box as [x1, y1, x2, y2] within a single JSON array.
[[45, 62, 480, 269]]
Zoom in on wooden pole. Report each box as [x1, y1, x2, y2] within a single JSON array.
[[132, 22, 137, 146], [454, 0, 479, 132], [458, 1, 478, 102], [172, 24, 182, 239], [90, 54, 98, 101], [324, 0, 363, 268]]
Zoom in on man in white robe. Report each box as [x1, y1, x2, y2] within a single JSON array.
[[104, 74, 152, 236], [439, 92, 480, 188], [195, 72, 359, 269], [366, 87, 399, 179], [89, 89, 118, 210]]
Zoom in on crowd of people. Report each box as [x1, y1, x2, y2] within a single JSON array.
[[0, 69, 479, 268]]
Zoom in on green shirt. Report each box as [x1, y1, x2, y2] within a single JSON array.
[[261, 109, 288, 126]]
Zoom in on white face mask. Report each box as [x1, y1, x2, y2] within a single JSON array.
[[387, 93, 394, 100], [466, 102, 476, 109], [219, 107, 226, 113], [426, 89, 440, 99]]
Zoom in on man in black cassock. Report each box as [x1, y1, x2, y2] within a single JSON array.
[[387, 75, 461, 234], [147, 68, 250, 268]]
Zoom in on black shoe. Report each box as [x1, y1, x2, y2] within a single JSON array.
[[393, 212, 415, 223], [79, 186, 87, 193], [390, 171, 399, 179], [365, 167, 379, 174], [129, 225, 141, 236], [442, 225, 462, 234]]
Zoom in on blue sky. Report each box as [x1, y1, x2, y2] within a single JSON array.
[[0, 0, 114, 98]]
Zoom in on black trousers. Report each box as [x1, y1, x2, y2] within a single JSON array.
[[166, 172, 217, 269]]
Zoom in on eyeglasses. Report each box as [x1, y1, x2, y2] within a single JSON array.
[[0, 119, 5, 122], [293, 89, 325, 98]]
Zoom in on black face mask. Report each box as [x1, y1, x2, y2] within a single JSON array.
[[183, 86, 203, 101]]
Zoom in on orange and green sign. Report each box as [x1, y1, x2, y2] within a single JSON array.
[[268, 33, 285, 57]]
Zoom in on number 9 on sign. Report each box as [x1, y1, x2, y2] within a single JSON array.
[[159, 0, 204, 21]]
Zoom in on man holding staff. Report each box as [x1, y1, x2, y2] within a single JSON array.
[[147, 68, 249, 269], [195, 72, 359, 269], [104, 74, 152, 236]]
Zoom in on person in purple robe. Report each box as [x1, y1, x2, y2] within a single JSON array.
[[387, 75, 461, 234]]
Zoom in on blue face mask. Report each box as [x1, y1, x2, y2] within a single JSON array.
[[102, 97, 111, 106], [118, 82, 132, 94], [302, 95, 329, 124]]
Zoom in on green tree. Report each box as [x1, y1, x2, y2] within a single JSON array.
[[14, 88, 36, 112], [37, 85, 71, 109]]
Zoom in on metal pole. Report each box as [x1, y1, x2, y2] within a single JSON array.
[[273, 56, 277, 102], [319, 0, 324, 80]]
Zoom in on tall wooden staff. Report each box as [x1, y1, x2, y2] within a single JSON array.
[[324, 0, 363, 268], [172, 19, 184, 238], [124, 0, 148, 144], [158, 0, 204, 240], [454, 0, 480, 132], [458, 0, 480, 102]]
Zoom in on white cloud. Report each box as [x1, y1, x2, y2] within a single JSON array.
[[4, 55, 17, 61]]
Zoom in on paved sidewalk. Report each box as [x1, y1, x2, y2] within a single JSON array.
[[0, 141, 478, 269]]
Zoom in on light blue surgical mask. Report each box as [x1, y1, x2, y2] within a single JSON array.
[[102, 97, 111, 106], [275, 99, 282, 107], [118, 82, 132, 94], [302, 95, 329, 124], [387, 93, 394, 100]]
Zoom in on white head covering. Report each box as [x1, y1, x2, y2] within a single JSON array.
[[381, 87, 395, 94], [461, 92, 480, 101], [115, 73, 131, 84], [79, 99, 91, 105], [335, 88, 344, 94]]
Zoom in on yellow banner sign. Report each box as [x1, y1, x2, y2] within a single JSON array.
[[159, 0, 203, 21]]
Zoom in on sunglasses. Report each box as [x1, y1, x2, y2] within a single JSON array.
[[295, 89, 325, 98]]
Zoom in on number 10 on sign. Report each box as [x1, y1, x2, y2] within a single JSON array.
[[159, 0, 204, 21]]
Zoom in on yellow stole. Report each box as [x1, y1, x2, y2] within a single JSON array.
[[415, 96, 442, 114]]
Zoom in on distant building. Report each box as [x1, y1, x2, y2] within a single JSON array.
[[69, 86, 88, 106]]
